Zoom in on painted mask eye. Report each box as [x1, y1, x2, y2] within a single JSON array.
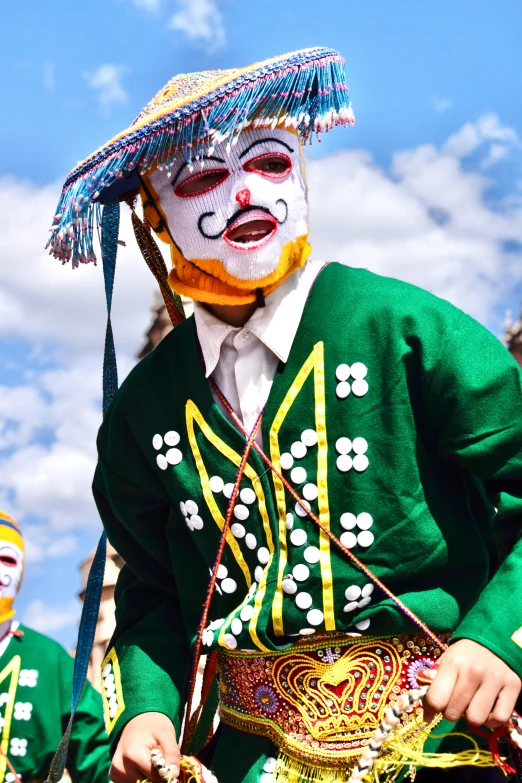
[[243, 153, 292, 179], [0, 555, 17, 568], [175, 169, 229, 197]]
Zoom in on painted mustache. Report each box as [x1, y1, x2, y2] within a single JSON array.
[[198, 200, 288, 241]]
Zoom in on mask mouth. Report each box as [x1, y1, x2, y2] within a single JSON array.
[[223, 210, 277, 251]]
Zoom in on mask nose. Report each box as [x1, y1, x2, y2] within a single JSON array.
[[235, 188, 251, 209]]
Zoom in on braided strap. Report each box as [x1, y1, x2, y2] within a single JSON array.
[[150, 749, 217, 783]]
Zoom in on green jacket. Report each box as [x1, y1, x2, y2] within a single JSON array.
[[93, 262, 522, 763], [0, 624, 110, 783]]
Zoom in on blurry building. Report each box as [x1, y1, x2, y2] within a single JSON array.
[[505, 305, 522, 367]]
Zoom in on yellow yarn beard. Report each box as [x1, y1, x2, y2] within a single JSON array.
[[0, 597, 15, 626], [166, 234, 311, 305]]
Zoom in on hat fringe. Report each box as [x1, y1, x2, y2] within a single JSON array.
[[47, 48, 353, 268]]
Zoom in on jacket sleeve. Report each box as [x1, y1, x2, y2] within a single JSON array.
[[92, 407, 192, 753], [58, 647, 112, 783], [423, 303, 522, 673]]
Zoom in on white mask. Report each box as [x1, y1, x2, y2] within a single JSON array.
[[143, 129, 310, 303], [0, 542, 23, 624]]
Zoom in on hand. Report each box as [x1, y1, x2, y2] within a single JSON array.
[[110, 712, 180, 783], [423, 639, 521, 728]]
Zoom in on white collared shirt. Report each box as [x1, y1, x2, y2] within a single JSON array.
[[194, 260, 325, 444]]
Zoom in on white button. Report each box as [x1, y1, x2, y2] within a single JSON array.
[[343, 601, 359, 612], [293, 564, 310, 581], [241, 604, 254, 622], [216, 564, 228, 579], [357, 596, 372, 609], [295, 500, 311, 517], [260, 774, 274, 783], [240, 488, 256, 505], [156, 454, 168, 470], [350, 362, 367, 380], [352, 379, 369, 397], [357, 512, 373, 530], [357, 530, 374, 547], [209, 476, 224, 493], [104, 672, 114, 686], [345, 585, 362, 601], [257, 547, 270, 564], [290, 529, 307, 546], [291, 441, 307, 459], [166, 448, 182, 465], [255, 566, 264, 582], [164, 431, 180, 447], [152, 434, 163, 450], [203, 629, 213, 647], [336, 381, 350, 399], [245, 533, 257, 549], [231, 523, 245, 538], [340, 512, 357, 530], [337, 455, 352, 472], [353, 454, 369, 472], [102, 664, 112, 678], [109, 705, 118, 718], [224, 633, 237, 649], [336, 437, 352, 455], [285, 513, 294, 530], [282, 578, 297, 594], [234, 504, 249, 520], [280, 452, 294, 470], [303, 483, 318, 501], [291, 466, 307, 485], [299, 628, 315, 635], [190, 514, 203, 530], [264, 758, 277, 774], [186, 500, 198, 515], [231, 618, 243, 636], [352, 437, 368, 455], [109, 694, 118, 708], [105, 682, 115, 698], [355, 618, 371, 631], [223, 483, 234, 499], [336, 364, 351, 382], [304, 546, 320, 564], [362, 583, 374, 597], [301, 429, 318, 447], [295, 592, 313, 609], [210, 618, 224, 630], [221, 578, 237, 594], [307, 609, 324, 626], [340, 531, 357, 549]]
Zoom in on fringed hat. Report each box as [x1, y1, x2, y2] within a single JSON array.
[[48, 47, 354, 269]]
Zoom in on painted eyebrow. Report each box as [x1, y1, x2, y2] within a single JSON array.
[[238, 137, 295, 160], [171, 155, 227, 187]]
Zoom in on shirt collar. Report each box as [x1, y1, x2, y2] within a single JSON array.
[[193, 259, 325, 378]]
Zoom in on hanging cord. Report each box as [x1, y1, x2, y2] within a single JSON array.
[[0, 744, 20, 780], [45, 201, 122, 783], [181, 414, 263, 754]]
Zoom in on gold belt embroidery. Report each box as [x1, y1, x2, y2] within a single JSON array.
[[218, 632, 447, 768]]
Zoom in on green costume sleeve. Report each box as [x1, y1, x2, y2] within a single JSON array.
[[92, 412, 192, 752], [58, 647, 112, 783], [424, 304, 522, 672]]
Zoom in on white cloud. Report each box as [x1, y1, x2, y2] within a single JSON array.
[[126, 0, 161, 9], [170, 0, 226, 51], [84, 64, 129, 109], [23, 598, 80, 632], [430, 97, 453, 114], [43, 61, 55, 92], [444, 112, 519, 158]]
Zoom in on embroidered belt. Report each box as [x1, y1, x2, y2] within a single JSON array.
[[218, 632, 448, 769]]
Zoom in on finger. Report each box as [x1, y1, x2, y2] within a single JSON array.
[[423, 661, 459, 723], [441, 666, 487, 724], [486, 683, 520, 729], [464, 680, 500, 727], [154, 724, 180, 777], [122, 746, 165, 783]]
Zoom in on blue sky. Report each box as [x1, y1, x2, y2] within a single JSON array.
[[1, 0, 522, 650]]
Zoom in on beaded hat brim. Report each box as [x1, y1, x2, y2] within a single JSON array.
[[48, 46, 354, 267]]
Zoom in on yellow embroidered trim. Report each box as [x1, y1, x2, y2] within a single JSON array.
[[186, 400, 273, 652], [268, 342, 334, 634], [101, 648, 125, 735], [511, 627, 522, 649], [0, 654, 21, 781], [313, 342, 334, 631]]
